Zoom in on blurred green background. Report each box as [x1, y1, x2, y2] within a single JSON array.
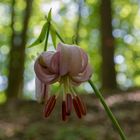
[[0, 0, 140, 140]]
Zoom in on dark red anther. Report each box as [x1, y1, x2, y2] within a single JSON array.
[[76, 96, 87, 115], [73, 98, 82, 118], [66, 94, 72, 115], [44, 95, 56, 118], [62, 101, 67, 121]]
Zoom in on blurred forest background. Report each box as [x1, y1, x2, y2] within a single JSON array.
[[0, 0, 140, 140]]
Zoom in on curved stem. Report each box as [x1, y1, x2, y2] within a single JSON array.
[[88, 79, 127, 140]]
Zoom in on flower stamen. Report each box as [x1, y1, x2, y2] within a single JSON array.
[[44, 95, 56, 118], [62, 101, 67, 121], [73, 97, 82, 118], [66, 93, 72, 115], [75, 96, 87, 115]]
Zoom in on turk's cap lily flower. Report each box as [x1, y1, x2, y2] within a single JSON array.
[[34, 42, 92, 85], [34, 42, 92, 121]]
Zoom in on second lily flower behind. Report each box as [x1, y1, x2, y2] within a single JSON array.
[[34, 42, 92, 121]]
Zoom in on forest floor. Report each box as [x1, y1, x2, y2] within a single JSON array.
[[0, 90, 140, 140]]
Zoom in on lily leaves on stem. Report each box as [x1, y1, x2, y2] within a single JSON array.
[[46, 9, 57, 48], [50, 26, 56, 48], [28, 22, 48, 48], [28, 9, 52, 48]]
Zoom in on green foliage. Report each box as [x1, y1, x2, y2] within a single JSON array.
[[47, 8, 52, 21], [50, 26, 57, 48], [28, 22, 48, 48], [28, 9, 52, 48], [0, 92, 6, 104], [54, 126, 98, 140]]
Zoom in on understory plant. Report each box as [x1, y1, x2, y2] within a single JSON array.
[[29, 10, 127, 140]]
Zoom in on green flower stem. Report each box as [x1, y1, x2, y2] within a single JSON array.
[[44, 22, 51, 51], [88, 79, 127, 140], [51, 23, 127, 140]]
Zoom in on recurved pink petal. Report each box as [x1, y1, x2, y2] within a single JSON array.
[[68, 46, 82, 76], [35, 77, 49, 103], [71, 64, 92, 83], [70, 80, 81, 86], [57, 43, 71, 76], [34, 59, 59, 84], [50, 51, 60, 73], [57, 43, 83, 76], [80, 49, 88, 72], [39, 51, 59, 73], [39, 51, 54, 68]]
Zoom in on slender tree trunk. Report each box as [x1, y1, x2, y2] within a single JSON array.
[[7, 0, 33, 99], [100, 0, 117, 90], [75, 0, 82, 44]]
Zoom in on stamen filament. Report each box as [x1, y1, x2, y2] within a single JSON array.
[[62, 85, 66, 101]]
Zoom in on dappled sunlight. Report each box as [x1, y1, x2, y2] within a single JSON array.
[[0, 92, 6, 103], [40, 1, 61, 16], [114, 55, 124, 64], [120, 4, 132, 18], [0, 75, 7, 91], [0, 121, 24, 137], [0, 4, 10, 25], [123, 34, 135, 44], [0, 45, 9, 55], [105, 91, 140, 107]]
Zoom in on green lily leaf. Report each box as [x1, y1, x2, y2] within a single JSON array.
[[50, 26, 56, 48], [48, 8, 52, 22], [28, 22, 48, 48]]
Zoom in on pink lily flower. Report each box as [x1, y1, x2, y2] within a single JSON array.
[[34, 42, 92, 121]]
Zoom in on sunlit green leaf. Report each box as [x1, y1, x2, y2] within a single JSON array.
[[50, 26, 56, 48], [45, 8, 52, 22], [48, 8, 52, 22], [28, 22, 48, 48]]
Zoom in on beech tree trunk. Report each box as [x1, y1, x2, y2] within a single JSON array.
[[7, 0, 33, 99], [100, 0, 117, 90]]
